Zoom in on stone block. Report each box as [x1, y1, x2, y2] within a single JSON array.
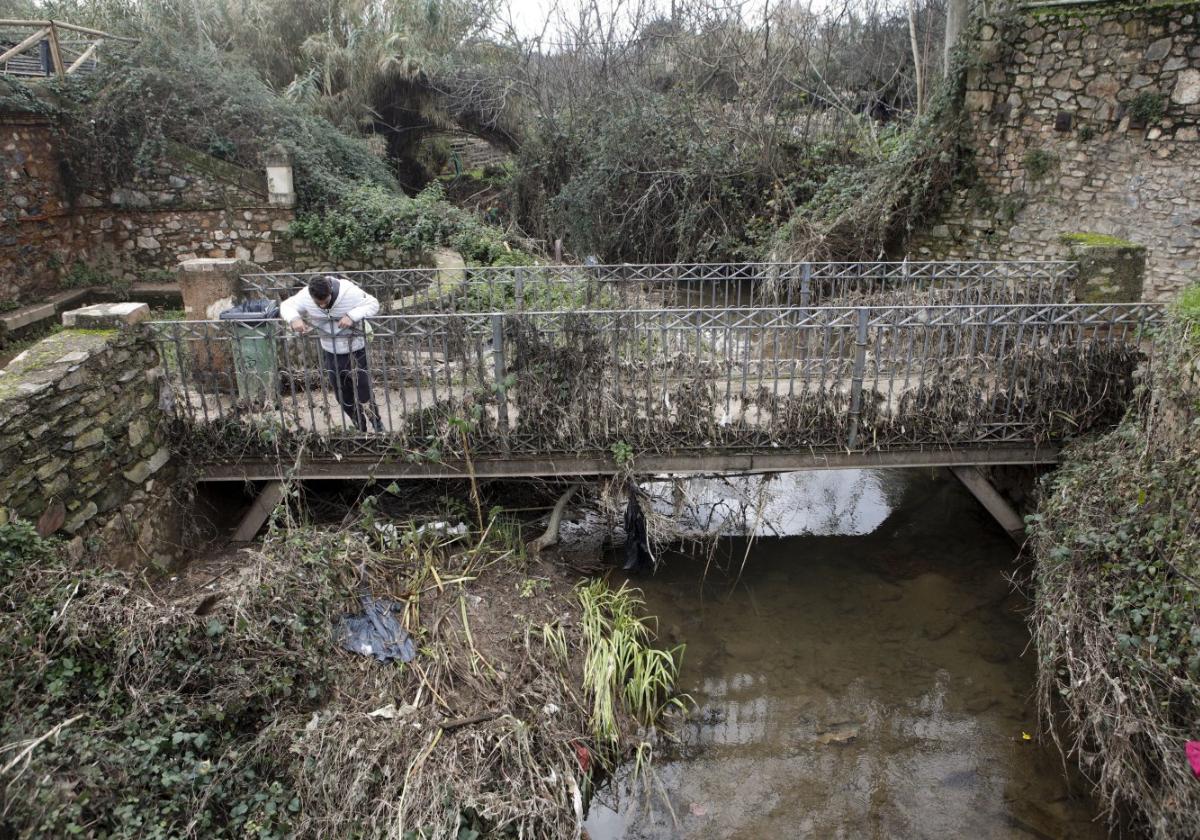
[[42, 472, 70, 497], [128, 417, 149, 448], [1061, 233, 1147, 302], [0, 302, 56, 335], [1172, 69, 1200, 105], [35, 457, 65, 481], [966, 90, 995, 112], [64, 501, 98, 534], [1144, 37, 1172, 62], [123, 446, 170, 484], [62, 302, 150, 329], [73, 427, 107, 450]]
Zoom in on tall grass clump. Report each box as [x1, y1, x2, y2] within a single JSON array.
[[577, 579, 684, 749]]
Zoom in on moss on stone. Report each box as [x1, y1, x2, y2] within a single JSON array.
[[1028, 0, 1200, 20], [1059, 232, 1144, 249], [0, 332, 116, 402], [64, 328, 119, 338]]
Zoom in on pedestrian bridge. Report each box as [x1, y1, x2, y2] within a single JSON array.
[[148, 261, 1163, 482]]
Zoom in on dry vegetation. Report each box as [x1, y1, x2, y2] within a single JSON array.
[[1028, 294, 1200, 839], [0, 496, 684, 838]]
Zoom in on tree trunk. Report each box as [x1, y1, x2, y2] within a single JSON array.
[[944, 0, 969, 74], [908, 0, 926, 116]]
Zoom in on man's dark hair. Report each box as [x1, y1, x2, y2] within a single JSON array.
[[308, 276, 332, 301]]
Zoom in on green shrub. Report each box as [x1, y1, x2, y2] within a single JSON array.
[[1028, 306, 1200, 836], [1127, 92, 1166, 126], [0, 530, 347, 839], [1022, 148, 1059, 182], [771, 50, 970, 261], [290, 182, 526, 265], [0, 518, 54, 587], [60, 261, 118, 289], [51, 42, 395, 211]]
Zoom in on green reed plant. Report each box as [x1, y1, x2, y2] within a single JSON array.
[[576, 579, 684, 748]]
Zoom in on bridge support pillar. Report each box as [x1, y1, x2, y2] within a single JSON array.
[[950, 466, 1026, 544], [232, 481, 284, 542]]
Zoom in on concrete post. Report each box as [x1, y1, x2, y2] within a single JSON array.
[[264, 143, 296, 209], [176, 258, 260, 320], [1060, 233, 1147, 302], [175, 258, 261, 381]]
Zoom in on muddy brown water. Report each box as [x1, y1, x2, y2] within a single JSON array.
[[584, 469, 1103, 840]]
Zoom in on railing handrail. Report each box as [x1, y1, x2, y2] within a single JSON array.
[[146, 300, 1162, 329], [242, 258, 1078, 281]]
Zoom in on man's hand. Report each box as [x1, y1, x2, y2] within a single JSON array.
[[338, 315, 355, 329], [290, 318, 311, 334]]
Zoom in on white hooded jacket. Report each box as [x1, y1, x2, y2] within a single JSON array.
[[279, 277, 380, 354]]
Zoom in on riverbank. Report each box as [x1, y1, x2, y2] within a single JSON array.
[[1028, 287, 1200, 838], [0, 500, 681, 839]]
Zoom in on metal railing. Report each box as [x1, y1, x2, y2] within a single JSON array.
[[148, 301, 1162, 463], [0, 20, 134, 78], [241, 260, 1079, 315]]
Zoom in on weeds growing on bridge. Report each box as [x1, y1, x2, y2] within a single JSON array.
[[158, 304, 1147, 466]]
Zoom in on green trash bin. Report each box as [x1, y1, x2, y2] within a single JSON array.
[[220, 301, 281, 406]]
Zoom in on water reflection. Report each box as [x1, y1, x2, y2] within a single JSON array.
[[585, 469, 1102, 840], [642, 470, 899, 537]]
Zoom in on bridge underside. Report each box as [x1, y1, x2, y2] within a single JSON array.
[[196, 445, 1059, 482]]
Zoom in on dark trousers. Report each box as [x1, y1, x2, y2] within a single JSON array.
[[322, 348, 382, 432]]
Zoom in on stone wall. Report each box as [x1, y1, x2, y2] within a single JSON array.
[[0, 324, 182, 568], [914, 1, 1200, 301], [1, 116, 71, 302], [0, 113, 396, 305]]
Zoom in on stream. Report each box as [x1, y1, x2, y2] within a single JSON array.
[[583, 469, 1103, 839]]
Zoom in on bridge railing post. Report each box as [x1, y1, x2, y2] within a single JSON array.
[[847, 306, 869, 450], [800, 262, 812, 307], [491, 314, 511, 454]]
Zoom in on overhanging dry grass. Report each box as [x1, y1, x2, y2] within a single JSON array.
[[1028, 317, 1200, 839]]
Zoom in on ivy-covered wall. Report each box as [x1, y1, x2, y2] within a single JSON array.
[[915, 1, 1200, 301], [1027, 288, 1200, 834]]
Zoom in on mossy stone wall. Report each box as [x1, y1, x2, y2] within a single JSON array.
[[1062, 233, 1148, 301], [0, 327, 182, 568], [915, 2, 1200, 301], [0, 114, 396, 308]]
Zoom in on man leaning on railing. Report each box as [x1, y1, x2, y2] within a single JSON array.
[[280, 275, 384, 433]]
